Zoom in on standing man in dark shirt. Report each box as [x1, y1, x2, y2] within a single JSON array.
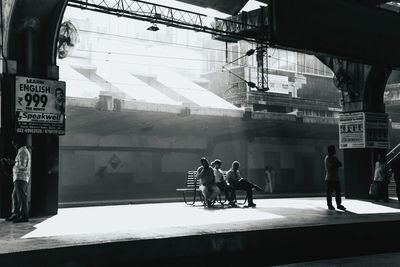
[[325, 145, 346, 211]]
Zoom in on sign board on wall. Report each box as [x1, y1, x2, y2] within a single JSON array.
[[365, 112, 390, 149], [339, 112, 389, 149], [15, 76, 66, 135], [339, 112, 365, 149]]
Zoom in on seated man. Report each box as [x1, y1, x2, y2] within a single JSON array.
[[196, 157, 220, 207], [212, 159, 236, 207], [226, 161, 262, 207]]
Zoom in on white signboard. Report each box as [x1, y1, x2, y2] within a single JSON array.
[[339, 112, 389, 149], [339, 112, 365, 149], [365, 112, 390, 149], [15, 76, 66, 135]]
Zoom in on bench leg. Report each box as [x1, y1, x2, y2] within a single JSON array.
[[182, 191, 196, 205], [217, 194, 227, 205], [233, 191, 248, 205]]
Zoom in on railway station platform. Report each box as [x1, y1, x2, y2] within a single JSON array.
[[1, 197, 400, 266]]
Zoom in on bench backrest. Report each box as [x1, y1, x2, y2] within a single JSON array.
[[186, 171, 199, 189]]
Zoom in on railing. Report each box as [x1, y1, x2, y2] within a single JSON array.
[[387, 143, 400, 165]]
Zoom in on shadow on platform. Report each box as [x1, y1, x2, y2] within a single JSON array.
[[1, 197, 400, 266]]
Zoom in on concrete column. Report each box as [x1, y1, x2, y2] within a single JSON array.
[[0, 0, 68, 217], [319, 56, 391, 198]]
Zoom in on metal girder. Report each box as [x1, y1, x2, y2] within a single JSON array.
[[175, 0, 249, 15], [67, 0, 268, 42]]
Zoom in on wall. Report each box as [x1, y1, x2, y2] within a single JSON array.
[[58, 110, 342, 203]]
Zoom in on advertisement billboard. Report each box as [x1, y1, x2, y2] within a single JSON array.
[[339, 112, 365, 149], [339, 112, 389, 149], [15, 76, 66, 135]]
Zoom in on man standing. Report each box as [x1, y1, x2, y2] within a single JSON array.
[[325, 145, 346, 211], [196, 157, 220, 207], [4, 136, 31, 222]]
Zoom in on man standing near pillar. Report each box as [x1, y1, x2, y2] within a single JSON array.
[[3, 136, 31, 222], [325, 145, 346, 211]]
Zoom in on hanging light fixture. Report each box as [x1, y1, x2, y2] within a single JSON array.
[[147, 23, 159, 31]]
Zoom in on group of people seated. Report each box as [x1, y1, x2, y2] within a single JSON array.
[[196, 157, 263, 208]]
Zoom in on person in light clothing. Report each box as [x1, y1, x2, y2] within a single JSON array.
[[212, 159, 236, 206], [196, 157, 220, 207], [3, 136, 31, 222], [373, 154, 389, 202], [264, 166, 274, 193]]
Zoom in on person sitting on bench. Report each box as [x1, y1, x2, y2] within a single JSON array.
[[212, 159, 236, 207], [196, 157, 220, 207], [226, 161, 262, 208]]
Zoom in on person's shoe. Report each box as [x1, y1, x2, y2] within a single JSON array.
[[13, 216, 29, 223], [206, 200, 213, 208], [5, 214, 18, 222], [328, 205, 335, 210], [228, 202, 238, 207], [246, 203, 256, 208], [337, 205, 346, 211]]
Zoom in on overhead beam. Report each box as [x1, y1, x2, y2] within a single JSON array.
[[269, 0, 400, 68], [67, 0, 267, 42], [175, 0, 249, 15]]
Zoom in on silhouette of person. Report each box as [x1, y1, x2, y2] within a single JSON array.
[[325, 145, 346, 210]]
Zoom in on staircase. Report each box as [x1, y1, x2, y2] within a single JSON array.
[[387, 143, 400, 198]]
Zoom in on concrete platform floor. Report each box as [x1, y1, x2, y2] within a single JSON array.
[[1, 197, 400, 266]]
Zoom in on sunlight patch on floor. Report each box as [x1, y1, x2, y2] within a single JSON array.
[[21, 198, 400, 239], [22, 203, 283, 239]]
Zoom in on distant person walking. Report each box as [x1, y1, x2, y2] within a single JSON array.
[[196, 157, 220, 207], [2, 136, 31, 222], [324, 145, 346, 211], [373, 154, 389, 202], [391, 157, 400, 201], [264, 166, 274, 193], [226, 161, 262, 208]]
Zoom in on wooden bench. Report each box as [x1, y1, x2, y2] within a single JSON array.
[[176, 170, 247, 205]]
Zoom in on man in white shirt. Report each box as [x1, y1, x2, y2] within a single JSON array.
[[4, 136, 31, 222], [226, 161, 262, 207], [212, 159, 236, 207]]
